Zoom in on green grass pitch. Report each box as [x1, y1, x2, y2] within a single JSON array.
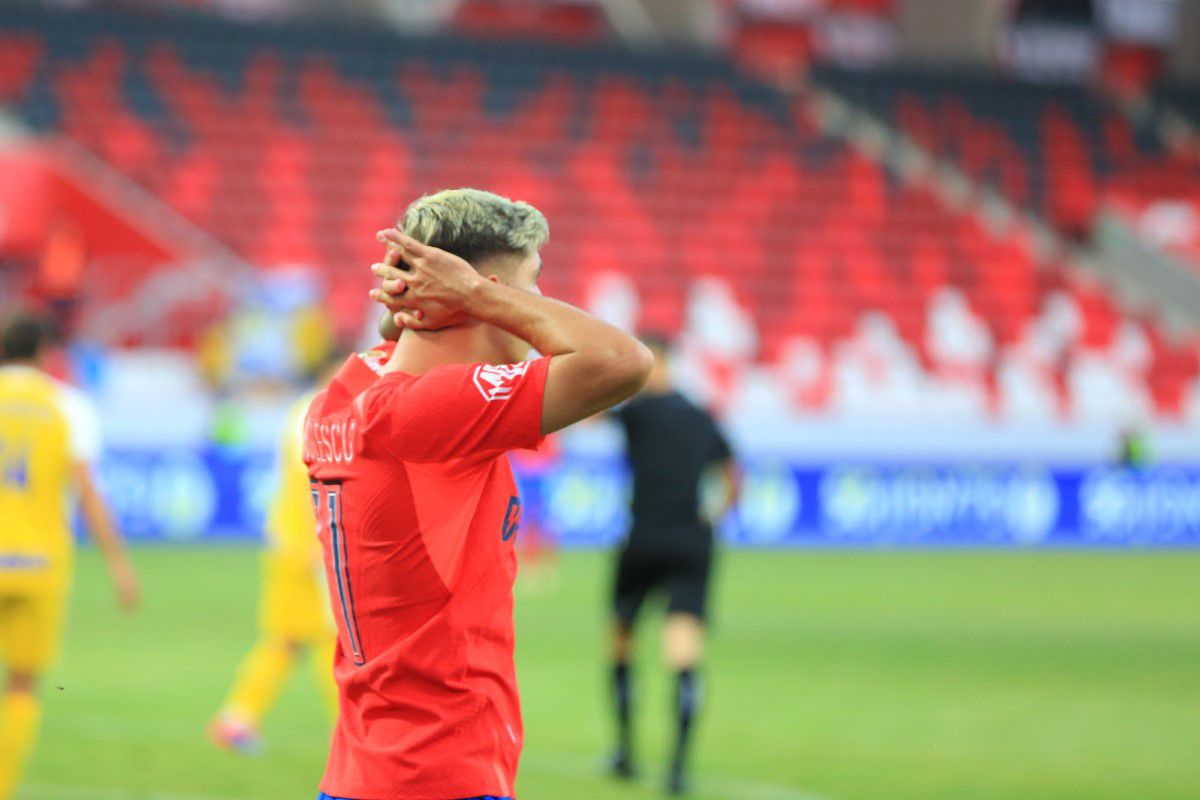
[[17, 547, 1200, 800]]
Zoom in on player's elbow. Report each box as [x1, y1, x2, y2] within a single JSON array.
[[600, 336, 653, 402]]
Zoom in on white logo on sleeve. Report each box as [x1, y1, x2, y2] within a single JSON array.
[[473, 362, 531, 402]]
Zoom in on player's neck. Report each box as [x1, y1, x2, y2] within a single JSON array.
[[382, 324, 500, 375]]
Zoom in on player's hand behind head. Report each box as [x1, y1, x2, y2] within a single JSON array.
[[368, 228, 482, 331]]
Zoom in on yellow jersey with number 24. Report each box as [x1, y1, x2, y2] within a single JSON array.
[[0, 365, 100, 593]]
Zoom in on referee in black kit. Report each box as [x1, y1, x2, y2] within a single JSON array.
[[606, 334, 737, 796]]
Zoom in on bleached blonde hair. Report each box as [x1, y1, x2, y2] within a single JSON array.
[[400, 188, 549, 268]]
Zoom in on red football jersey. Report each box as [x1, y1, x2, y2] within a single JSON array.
[[303, 346, 550, 800]]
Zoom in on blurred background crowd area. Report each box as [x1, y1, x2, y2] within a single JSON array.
[[2, 0, 1200, 543]]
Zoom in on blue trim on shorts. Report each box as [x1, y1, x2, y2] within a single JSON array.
[[318, 795, 512, 800]]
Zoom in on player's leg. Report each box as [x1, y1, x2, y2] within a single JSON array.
[[0, 670, 41, 800], [211, 555, 306, 752], [609, 618, 635, 777], [0, 590, 65, 799], [609, 546, 653, 779], [661, 551, 713, 795], [212, 636, 302, 751]]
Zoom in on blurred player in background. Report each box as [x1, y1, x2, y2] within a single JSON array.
[[607, 334, 737, 796], [306, 188, 651, 800], [210, 249, 414, 755], [0, 314, 139, 799], [209, 347, 386, 754]]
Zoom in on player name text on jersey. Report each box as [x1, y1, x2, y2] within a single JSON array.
[[304, 417, 358, 465]]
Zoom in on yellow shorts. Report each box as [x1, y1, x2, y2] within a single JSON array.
[[260, 555, 332, 642], [0, 587, 68, 673]]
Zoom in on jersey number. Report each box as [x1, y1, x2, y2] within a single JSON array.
[[310, 481, 365, 666], [0, 440, 29, 490]]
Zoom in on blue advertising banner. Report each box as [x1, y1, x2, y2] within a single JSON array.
[[97, 449, 1200, 547]]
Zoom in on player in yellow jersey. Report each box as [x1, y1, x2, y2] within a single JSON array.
[[0, 315, 139, 799], [208, 378, 344, 752], [209, 280, 405, 753]]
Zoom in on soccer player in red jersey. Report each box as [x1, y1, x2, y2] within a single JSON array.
[[304, 189, 652, 800]]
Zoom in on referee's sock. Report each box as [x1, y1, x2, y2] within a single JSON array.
[[669, 669, 701, 791], [611, 662, 634, 774]]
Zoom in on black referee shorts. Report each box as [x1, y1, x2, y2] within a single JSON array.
[[612, 544, 713, 625]]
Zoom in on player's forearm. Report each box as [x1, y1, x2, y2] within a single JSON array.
[[78, 474, 139, 610], [465, 280, 653, 431], [76, 472, 130, 567], [373, 228, 652, 427], [464, 280, 623, 357], [81, 486, 128, 565], [467, 280, 652, 383]]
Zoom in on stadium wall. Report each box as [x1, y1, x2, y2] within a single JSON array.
[[93, 447, 1200, 548]]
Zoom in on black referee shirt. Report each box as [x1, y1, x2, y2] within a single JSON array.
[[612, 391, 732, 552]]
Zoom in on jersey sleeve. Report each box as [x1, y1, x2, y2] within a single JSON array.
[[362, 357, 551, 462], [57, 386, 102, 463]]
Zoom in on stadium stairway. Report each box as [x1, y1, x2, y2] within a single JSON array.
[[1, 3, 1199, 424], [811, 65, 1200, 239]]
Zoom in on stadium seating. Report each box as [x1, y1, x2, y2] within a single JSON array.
[[451, 0, 608, 43], [813, 66, 1200, 238], [1, 5, 1197, 422]]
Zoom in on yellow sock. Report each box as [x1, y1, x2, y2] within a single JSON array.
[[220, 639, 296, 725], [311, 632, 339, 722], [0, 691, 41, 800]]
